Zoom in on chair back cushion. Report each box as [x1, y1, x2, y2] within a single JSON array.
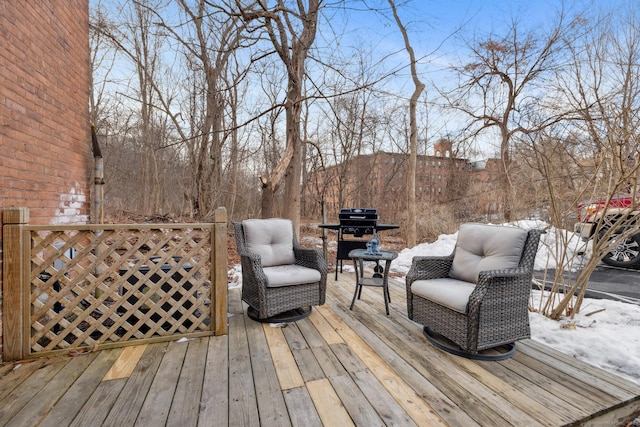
[[449, 223, 528, 283], [242, 218, 295, 267]]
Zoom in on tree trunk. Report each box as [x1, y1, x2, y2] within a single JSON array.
[[283, 79, 303, 231], [500, 126, 513, 221], [241, 0, 319, 236], [261, 177, 276, 218], [388, 0, 425, 247]]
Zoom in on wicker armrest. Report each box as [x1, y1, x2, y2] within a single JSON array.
[[237, 249, 261, 268], [294, 247, 328, 302], [406, 254, 454, 284], [467, 268, 533, 314], [238, 252, 268, 287], [294, 247, 327, 272]]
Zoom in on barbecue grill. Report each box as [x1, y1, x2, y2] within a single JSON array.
[[319, 208, 399, 279]]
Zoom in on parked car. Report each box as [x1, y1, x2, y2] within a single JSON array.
[[574, 195, 640, 269]]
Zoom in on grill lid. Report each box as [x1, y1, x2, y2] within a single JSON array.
[[338, 208, 378, 236], [338, 208, 378, 222]]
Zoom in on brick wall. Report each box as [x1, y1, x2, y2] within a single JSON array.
[[0, 1, 91, 361]]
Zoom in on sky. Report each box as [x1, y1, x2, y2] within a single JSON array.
[[229, 219, 640, 385], [325, 0, 634, 158], [309, 0, 571, 158], [90, 0, 636, 159]]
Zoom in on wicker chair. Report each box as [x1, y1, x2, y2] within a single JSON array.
[[234, 218, 327, 322], [406, 223, 543, 360]]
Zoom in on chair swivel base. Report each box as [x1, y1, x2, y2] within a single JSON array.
[[247, 306, 312, 323], [423, 327, 516, 361]]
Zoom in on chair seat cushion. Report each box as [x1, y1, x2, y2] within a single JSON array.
[[263, 265, 322, 288], [449, 223, 528, 284], [242, 218, 296, 267], [411, 278, 476, 314]]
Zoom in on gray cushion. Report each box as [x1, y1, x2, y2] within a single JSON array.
[[449, 223, 528, 284], [263, 264, 322, 287], [411, 278, 476, 314], [242, 218, 295, 267]]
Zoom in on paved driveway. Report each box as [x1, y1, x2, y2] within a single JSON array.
[[534, 265, 640, 304]]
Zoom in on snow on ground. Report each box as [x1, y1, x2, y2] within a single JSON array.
[[230, 220, 640, 384]]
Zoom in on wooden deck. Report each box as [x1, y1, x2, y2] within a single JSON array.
[[1, 271, 639, 426]]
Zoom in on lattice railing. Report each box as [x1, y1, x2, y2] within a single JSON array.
[[2, 207, 228, 360]]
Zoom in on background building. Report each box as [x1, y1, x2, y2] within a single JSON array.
[[304, 139, 473, 224]]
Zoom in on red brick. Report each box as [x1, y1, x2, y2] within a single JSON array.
[[1, 1, 90, 361]]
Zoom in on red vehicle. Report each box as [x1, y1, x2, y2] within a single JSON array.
[[574, 195, 640, 268]]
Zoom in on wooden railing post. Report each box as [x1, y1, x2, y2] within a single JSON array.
[[211, 207, 228, 335], [3, 207, 29, 361]]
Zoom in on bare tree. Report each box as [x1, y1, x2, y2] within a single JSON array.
[[387, 0, 425, 248], [445, 11, 574, 221], [92, 0, 176, 215], [544, 6, 640, 318], [157, 0, 246, 217], [237, 0, 320, 234]]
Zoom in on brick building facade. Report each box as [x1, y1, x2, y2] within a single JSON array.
[[304, 140, 472, 223], [0, 1, 91, 360]]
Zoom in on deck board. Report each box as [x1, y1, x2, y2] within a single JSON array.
[[283, 325, 325, 382], [249, 321, 292, 426], [101, 343, 167, 427], [68, 377, 125, 426], [167, 338, 208, 427], [349, 368, 418, 426], [263, 323, 305, 391], [227, 290, 260, 427], [102, 345, 148, 381], [328, 281, 514, 426], [476, 355, 592, 423], [328, 373, 386, 426], [0, 271, 639, 426], [39, 349, 124, 427], [327, 297, 484, 426], [3, 351, 99, 427], [316, 304, 449, 426], [282, 386, 323, 427], [135, 340, 188, 425], [0, 357, 49, 401], [306, 377, 355, 426], [0, 358, 67, 425], [198, 334, 229, 426]]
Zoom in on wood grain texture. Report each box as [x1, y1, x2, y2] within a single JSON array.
[[262, 324, 305, 390], [0, 271, 638, 426], [102, 344, 148, 381]]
